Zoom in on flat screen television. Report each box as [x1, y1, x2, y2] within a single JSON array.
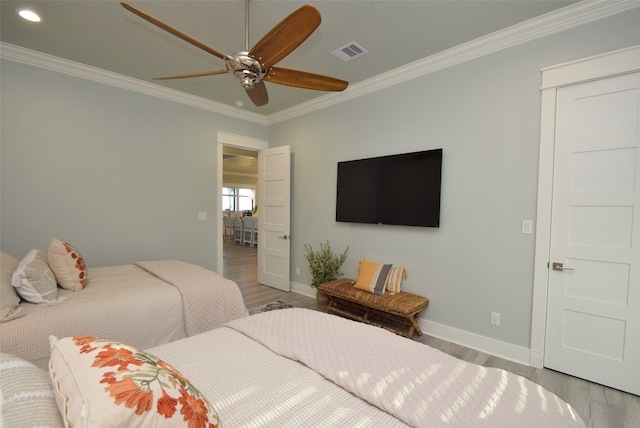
[[336, 148, 442, 227]]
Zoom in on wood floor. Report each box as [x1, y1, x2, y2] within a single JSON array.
[[222, 241, 640, 428]]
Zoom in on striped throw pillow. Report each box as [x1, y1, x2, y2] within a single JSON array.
[[354, 259, 391, 295], [386, 266, 407, 294], [0, 352, 63, 427]]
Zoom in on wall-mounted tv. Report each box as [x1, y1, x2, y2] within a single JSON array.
[[336, 148, 442, 228]]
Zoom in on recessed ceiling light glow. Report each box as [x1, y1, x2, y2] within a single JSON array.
[[17, 9, 41, 23]]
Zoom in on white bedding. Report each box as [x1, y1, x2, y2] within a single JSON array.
[[1, 264, 185, 370], [226, 309, 585, 427], [136, 260, 247, 336], [0, 261, 247, 370], [148, 324, 408, 427], [0, 308, 585, 427], [149, 309, 585, 427]]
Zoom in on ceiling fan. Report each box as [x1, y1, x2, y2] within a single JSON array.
[[120, 1, 348, 107]]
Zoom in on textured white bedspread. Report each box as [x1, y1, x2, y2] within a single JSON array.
[[227, 308, 585, 428], [148, 326, 408, 427], [1, 261, 247, 370], [0, 264, 185, 370], [136, 260, 247, 336]]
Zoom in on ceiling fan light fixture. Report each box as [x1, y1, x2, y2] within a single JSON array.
[[234, 70, 260, 89], [241, 75, 255, 89]]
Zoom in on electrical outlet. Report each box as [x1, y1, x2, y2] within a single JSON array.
[[491, 312, 501, 326], [198, 212, 207, 221]]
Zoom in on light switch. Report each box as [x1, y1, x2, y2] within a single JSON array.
[[522, 220, 533, 234], [198, 212, 207, 221]]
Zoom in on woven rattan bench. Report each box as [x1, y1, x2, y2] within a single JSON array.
[[318, 279, 429, 339]]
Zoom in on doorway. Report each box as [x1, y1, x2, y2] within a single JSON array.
[[216, 133, 292, 291], [216, 132, 268, 275], [221, 145, 259, 276]]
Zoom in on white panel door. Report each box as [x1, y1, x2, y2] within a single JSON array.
[[545, 72, 640, 395], [257, 146, 291, 291]]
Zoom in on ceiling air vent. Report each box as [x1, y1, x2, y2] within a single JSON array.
[[332, 41, 368, 62]]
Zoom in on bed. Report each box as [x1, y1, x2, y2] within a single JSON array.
[[1, 248, 247, 370], [1, 308, 586, 427]]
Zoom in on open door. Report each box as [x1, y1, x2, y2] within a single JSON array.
[[257, 146, 291, 291]]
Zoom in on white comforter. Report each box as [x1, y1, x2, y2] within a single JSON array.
[[0, 261, 247, 370], [148, 309, 584, 427], [135, 260, 246, 335], [149, 324, 407, 427], [226, 309, 584, 427]]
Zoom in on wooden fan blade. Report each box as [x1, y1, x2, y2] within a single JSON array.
[[245, 80, 269, 106], [265, 67, 348, 92], [121, 2, 230, 61], [249, 4, 321, 70], [153, 69, 228, 80]]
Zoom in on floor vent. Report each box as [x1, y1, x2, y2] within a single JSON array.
[[332, 41, 368, 62]]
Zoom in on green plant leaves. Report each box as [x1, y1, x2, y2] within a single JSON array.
[[304, 241, 348, 288]]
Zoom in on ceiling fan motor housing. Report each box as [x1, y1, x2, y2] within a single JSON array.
[[226, 52, 265, 89]]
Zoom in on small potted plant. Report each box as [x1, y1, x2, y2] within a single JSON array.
[[304, 241, 348, 307]]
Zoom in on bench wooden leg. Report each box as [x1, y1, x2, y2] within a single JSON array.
[[323, 295, 427, 339], [411, 313, 423, 336]]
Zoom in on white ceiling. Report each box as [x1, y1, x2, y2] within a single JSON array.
[[1, 0, 581, 115]]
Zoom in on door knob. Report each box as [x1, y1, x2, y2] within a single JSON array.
[[552, 262, 574, 272]]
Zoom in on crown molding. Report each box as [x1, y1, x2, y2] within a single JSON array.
[[217, 131, 268, 150], [2, 1, 637, 126], [267, 0, 640, 124], [0, 42, 268, 126]]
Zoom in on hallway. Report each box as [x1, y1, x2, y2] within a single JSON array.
[[222, 241, 317, 310]]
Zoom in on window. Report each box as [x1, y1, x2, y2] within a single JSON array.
[[222, 187, 255, 212]]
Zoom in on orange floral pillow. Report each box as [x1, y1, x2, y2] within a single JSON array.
[[47, 238, 87, 291], [49, 335, 220, 428]]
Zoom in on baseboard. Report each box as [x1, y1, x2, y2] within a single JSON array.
[[420, 319, 531, 366], [291, 281, 532, 366], [290, 281, 315, 298], [529, 349, 544, 369]]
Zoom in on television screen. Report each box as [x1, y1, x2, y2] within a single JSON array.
[[336, 148, 442, 227]]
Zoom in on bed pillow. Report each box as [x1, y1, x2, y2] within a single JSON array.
[[0, 251, 25, 322], [48, 238, 87, 291], [49, 335, 221, 428], [0, 352, 64, 427], [11, 249, 65, 306], [354, 259, 391, 295], [386, 266, 408, 294]]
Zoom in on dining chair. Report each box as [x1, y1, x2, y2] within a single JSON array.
[[233, 216, 243, 245], [222, 215, 234, 241], [251, 216, 258, 247], [242, 216, 254, 246]]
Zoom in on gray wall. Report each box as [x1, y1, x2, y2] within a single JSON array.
[[0, 60, 267, 270], [271, 9, 640, 348]]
